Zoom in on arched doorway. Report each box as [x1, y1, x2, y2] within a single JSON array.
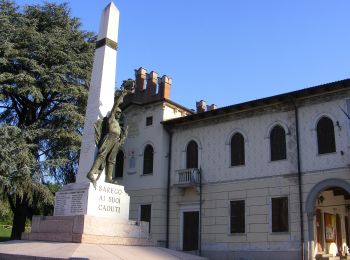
[[305, 179, 350, 259]]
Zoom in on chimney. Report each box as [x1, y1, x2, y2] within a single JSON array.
[[207, 104, 218, 111], [135, 67, 147, 92], [158, 75, 172, 99], [196, 100, 206, 113], [146, 71, 158, 96]]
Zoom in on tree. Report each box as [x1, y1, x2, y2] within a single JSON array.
[[0, 125, 53, 238], [0, 0, 95, 239]]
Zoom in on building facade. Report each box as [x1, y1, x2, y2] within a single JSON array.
[[117, 68, 350, 260]]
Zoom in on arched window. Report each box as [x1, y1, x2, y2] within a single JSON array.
[[143, 145, 154, 175], [114, 150, 124, 178], [231, 133, 245, 166], [317, 116, 336, 154], [270, 125, 286, 161], [186, 140, 198, 169]]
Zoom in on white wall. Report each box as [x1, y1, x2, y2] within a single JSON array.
[[119, 102, 185, 190], [118, 89, 350, 257], [298, 98, 350, 173], [170, 95, 350, 184]]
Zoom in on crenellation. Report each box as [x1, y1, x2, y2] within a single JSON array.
[[158, 75, 172, 99], [146, 71, 158, 96], [134, 67, 147, 92], [124, 68, 174, 106], [196, 100, 206, 113]]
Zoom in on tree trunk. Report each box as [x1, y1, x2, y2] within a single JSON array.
[[10, 198, 29, 240]]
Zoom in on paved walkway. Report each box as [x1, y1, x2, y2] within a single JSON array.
[[0, 240, 207, 260]]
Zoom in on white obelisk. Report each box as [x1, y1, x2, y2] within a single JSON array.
[[24, 5, 152, 244], [20, 6, 152, 242], [52, 2, 129, 220], [76, 2, 119, 184]]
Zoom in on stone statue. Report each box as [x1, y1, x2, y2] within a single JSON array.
[[87, 83, 133, 188]]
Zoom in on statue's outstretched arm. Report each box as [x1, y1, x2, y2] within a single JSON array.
[[110, 89, 129, 117]]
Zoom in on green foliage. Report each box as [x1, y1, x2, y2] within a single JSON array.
[[0, 0, 95, 238], [0, 125, 53, 208], [0, 0, 95, 183], [0, 197, 13, 225], [0, 0, 95, 182], [0, 225, 11, 242]]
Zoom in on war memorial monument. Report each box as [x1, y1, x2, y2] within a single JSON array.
[[14, 2, 154, 246]]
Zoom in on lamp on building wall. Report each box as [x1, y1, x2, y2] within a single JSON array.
[[317, 195, 324, 205]]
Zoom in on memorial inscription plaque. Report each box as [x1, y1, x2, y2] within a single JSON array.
[[54, 189, 87, 216], [53, 182, 130, 220]]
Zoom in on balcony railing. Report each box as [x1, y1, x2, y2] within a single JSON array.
[[174, 168, 200, 187]]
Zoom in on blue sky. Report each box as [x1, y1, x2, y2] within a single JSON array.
[[15, 0, 350, 110]]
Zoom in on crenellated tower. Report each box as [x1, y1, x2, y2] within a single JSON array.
[[123, 67, 172, 105]]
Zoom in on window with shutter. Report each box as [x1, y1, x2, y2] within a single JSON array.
[[186, 140, 198, 169], [146, 116, 153, 126], [231, 133, 245, 166], [143, 145, 154, 175], [317, 116, 336, 154], [230, 200, 245, 233], [271, 197, 289, 232], [270, 125, 286, 161]]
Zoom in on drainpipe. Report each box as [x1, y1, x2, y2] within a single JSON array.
[[165, 128, 172, 248], [293, 100, 305, 260]]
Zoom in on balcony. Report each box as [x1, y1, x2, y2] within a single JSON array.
[[174, 168, 200, 188]]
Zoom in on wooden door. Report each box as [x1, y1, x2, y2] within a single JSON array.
[[140, 204, 151, 233], [183, 211, 199, 251]]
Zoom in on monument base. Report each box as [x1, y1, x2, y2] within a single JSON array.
[[22, 215, 154, 246], [23, 175, 153, 245], [53, 181, 130, 220]]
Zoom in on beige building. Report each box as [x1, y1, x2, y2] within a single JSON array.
[[117, 68, 350, 260]]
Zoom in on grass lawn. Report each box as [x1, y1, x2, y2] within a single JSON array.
[[0, 225, 11, 242]]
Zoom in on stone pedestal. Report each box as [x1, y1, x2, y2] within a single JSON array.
[[53, 182, 129, 220], [23, 182, 154, 246], [22, 215, 152, 246]]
